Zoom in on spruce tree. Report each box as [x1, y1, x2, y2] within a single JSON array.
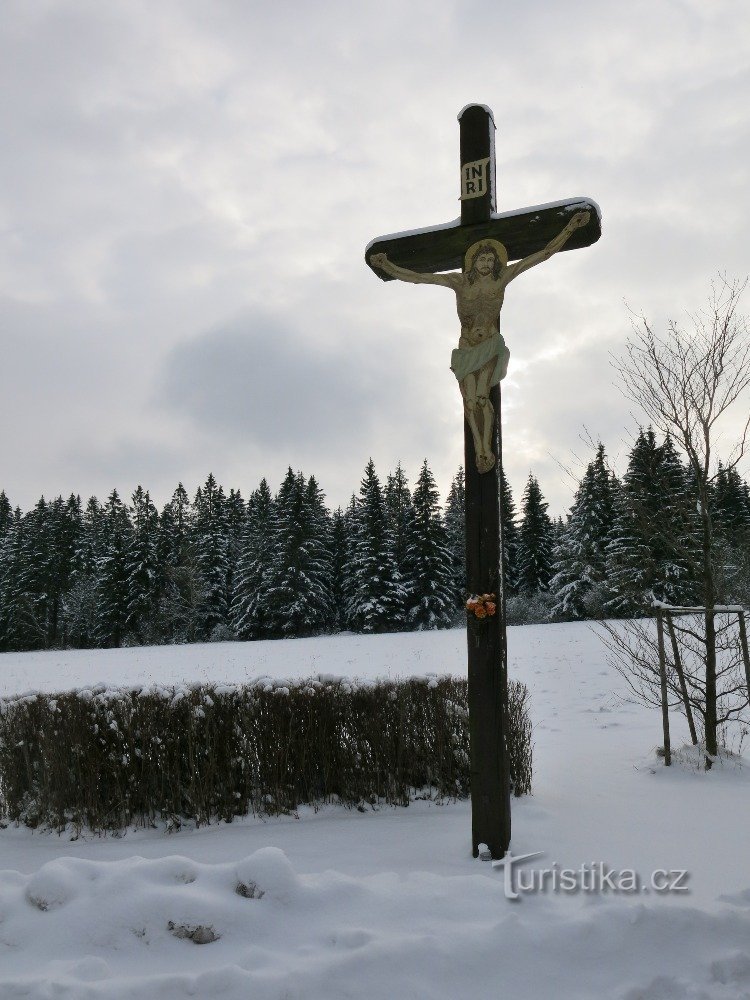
[[345, 460, 403, 632], [336, 494, 360, 631], [385, 462, 414, 626], [516, 474, 554, 593], [259, 471, 334, 637], [158, 483, 197, 642], [605, 430, 657, 615], [551, 516, 565, 547], [500, 468, 520, 595], [231, 479, 274, 639], [20, 497, 54, 649], [95, 490, 132, 648], [0, 491, 12, 542], [0, 510, 25, 651], [225, 487, 247, 614], [721, 472, 750, 603], [303, 475, 336, 632], [550, 444, 617, 619], [65, 496, 104, 648], [54, 495, 82, 646], [17, 498, 53, 648], [166, 484, 192, 567], [605, 429, 698, 615], [726, 474, 750, 603], [192, 474, 230, 640], [713, 464, 750, 550], [444, 466, 466, 607], [328, 506, 350, 631], [158, 483, 191, 571], [17, 496, 79, 648], [125, 486, 160, 644], [657, 435, 700, 603], [403, 460, 455, 629]]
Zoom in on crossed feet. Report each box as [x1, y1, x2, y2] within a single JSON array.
[[475, 450, 496, 474]]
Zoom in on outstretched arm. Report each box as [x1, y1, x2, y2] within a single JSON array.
[[369, 252, 461, 289], [505, 210, 591, 283]]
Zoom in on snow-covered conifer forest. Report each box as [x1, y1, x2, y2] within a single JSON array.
[[2, 435, 749, 653]]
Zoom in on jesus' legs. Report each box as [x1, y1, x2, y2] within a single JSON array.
[[475, 362, 495, 472], [460, 365, 496, 474]]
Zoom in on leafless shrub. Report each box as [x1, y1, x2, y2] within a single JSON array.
[[598, 614, 749, 748]]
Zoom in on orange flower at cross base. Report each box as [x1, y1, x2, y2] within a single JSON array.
[[465, 593, 497, 620]]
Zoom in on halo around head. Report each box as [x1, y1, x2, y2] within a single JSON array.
[[465, 239, 508, 272]]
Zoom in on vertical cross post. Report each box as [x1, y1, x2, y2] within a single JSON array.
[[365, 105, 601, 860], [460, 106, 511, 858]]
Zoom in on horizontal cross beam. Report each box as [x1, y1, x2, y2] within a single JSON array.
[[366, 198, 601, 280]]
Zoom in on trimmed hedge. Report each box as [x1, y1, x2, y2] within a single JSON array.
[[0, 675, 532, 832]]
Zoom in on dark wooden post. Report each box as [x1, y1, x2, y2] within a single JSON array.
[[460, 106, 511, 858], [655, 610, 671, 766]]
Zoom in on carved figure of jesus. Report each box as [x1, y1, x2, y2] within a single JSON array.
[[370, 210, 590, 473]]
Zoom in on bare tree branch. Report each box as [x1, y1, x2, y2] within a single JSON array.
[[608, 276, 750, 765]]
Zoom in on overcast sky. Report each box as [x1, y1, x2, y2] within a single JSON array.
[[2, 0, 749, 516]]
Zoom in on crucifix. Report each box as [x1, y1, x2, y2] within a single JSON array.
[[366, 104, 601, 859]]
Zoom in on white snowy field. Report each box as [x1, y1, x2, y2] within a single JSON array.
[[2, 622, 750, 999], [0, 627, 478, 697]]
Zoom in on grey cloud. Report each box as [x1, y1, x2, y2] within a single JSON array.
[[3, 0, 750, 515], [159, 311, 393, 451], [61, 437, 197, 500]]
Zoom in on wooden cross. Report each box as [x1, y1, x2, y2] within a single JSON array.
[[366, 104, 601, 859]]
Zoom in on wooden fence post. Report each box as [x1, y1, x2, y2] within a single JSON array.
[[656, 610, 671, 766], [738, 610, 750, 709], [665, 613, 698, 746]]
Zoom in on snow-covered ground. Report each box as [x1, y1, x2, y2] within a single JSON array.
[[0, 628, 472, 697], [2, 622, 750, 999]]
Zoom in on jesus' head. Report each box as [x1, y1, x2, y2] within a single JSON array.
[[466, 242, 506, 284]]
